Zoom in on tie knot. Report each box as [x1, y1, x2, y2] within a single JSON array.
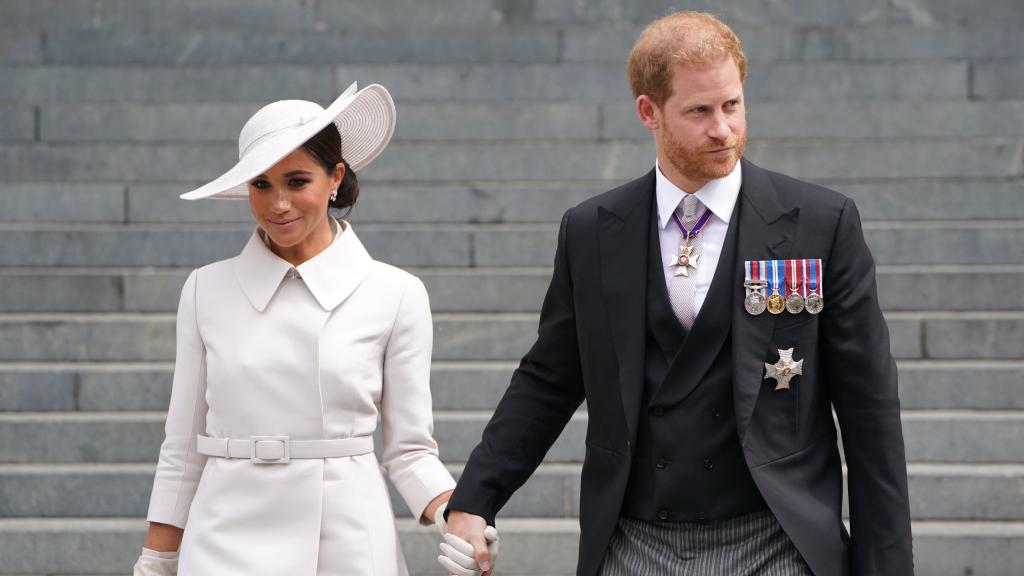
[[681, 194, 700, 222]]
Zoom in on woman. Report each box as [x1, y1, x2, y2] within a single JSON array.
[[132, 83, 457, 575]]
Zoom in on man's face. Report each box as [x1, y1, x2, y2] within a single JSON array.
[[647, 55, 747, 191]]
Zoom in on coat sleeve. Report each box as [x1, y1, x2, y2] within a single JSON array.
[[820, 199, 914, 575], [448, 209, 586, 525], [146, 269, 209, 528], [379, 275, 456, 523]]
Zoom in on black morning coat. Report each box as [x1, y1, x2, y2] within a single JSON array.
[[448, 158, 914, 576]]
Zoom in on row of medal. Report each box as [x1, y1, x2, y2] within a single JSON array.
[[744, 259, 824, 316]]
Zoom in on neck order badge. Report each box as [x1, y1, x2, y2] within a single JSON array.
[[670, 208, 713, 278]]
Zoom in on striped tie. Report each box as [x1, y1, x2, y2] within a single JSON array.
[[669, 194, 703, 330]]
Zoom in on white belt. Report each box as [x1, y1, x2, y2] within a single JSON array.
[[196, 434, 374, 464]]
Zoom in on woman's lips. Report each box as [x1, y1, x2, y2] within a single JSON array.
[[268, 216, 301, 227]]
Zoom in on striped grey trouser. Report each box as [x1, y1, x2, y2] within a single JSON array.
[[598, 510, 812, 576]]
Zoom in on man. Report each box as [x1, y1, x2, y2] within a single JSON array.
[[444, 11, 913, 576]]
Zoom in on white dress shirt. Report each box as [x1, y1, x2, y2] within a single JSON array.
[[656, 159, 742, 319]]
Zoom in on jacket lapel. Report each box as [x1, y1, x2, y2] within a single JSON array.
[[731, 159, 800, 443], [598, 170, 655, 443]]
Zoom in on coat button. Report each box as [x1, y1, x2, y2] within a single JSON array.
[[658, 510, 669, 521], [656, 458, 667, 470], [712, 408, 721, 420], [704, 458, 714, 470], [651, 406, 664, 416], [697, 512, 707, 521]]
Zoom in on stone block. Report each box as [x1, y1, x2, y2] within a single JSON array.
[[0, 317, 175, 362], [898, 362, 1024, 410], [745, 62, 967, 101], [0, 372, 75, 411], [0, 66, 334, 102], [888, 318, 923, 359], [838, 181, 1024, 221], [358, 229, 472, 267], [0, 183, 125, 223], [0, 272, 122, 312], [847, 25, 1024, 59], [78, 370, 173, 411], [0, 518, 145, 575], [908, 466, 1024, 520], [0, 31, 43, 63], [974, 61, 1024, 99], [433, 315, 539, 361], [420, 270, 551, 312], [358, 141, 653, 182], [334, 63, 631, 102], [0, 104, 34, 140], [878, 270, 1023, 311], [1, 142, 236, 182], [925, 316, 1024, 359], [912, 523, 1024, 576], [122, 270, 191, 312], [40, 102, 253, 143], [430, 363, 515, 410], [434, 412, 586, 462], [0, 467, 153, 516], [887, 0, 1024, 25], [902, 412, 1024, 462], [472, 227, 559, 267], [314, 0, 502, 29], [744, 138, 1022, 181], [624, 0, 891, 27], [46, 28, 557, 65], [0, 414, 165, 463], [397, 103, 599, 140], [128, 184, 251, 223]]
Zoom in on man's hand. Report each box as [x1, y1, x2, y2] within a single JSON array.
[[438, 510, 499, 576]]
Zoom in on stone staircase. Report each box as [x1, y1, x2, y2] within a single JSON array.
[[1, 1, 1023, 574]]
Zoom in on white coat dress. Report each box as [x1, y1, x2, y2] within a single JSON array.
[[146, 219, 456, 575]]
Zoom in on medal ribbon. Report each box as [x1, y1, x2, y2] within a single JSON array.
[[808, 258, 820, 296], [769, 259, 781, 295], [671, 206, 713, 240], [802, 259, 809, 298], [786, 259, 800, 294]]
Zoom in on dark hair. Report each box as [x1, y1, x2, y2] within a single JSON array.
[[300, 122, 359, 217]]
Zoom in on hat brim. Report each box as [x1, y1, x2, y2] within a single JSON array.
[[181, 83, 396, 200]]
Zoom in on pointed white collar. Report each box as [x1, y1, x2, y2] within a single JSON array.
[[655, 158, 742, 230], [234, 219, 372, 312]]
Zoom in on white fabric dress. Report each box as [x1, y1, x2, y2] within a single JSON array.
[[146, 220, 455, 575]]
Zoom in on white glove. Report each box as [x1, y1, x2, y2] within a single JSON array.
[[132, 547, 178, 576], [435, 505, 500, 576]]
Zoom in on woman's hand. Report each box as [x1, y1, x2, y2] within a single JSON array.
[[132, 547, 178, 576], [422, 489, 454, 527]]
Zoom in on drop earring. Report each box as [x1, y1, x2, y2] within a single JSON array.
[[330, 190, 338, 202]]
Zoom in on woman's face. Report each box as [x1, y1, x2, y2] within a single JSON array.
[[247, 147, 343, 257]]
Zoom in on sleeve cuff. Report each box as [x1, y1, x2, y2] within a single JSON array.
[[390, 458, 456, 524]]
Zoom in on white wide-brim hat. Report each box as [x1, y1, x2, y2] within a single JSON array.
[[181, 82, 395, 200]]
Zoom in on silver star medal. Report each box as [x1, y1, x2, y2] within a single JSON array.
[[764, 348, 803, 390], [671, 241, 699, 277]]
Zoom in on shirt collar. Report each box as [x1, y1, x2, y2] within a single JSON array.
[[655, 158, 743, 230], [235, 218, 372, 312]]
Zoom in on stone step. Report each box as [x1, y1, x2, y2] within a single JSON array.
[[2, 179, 1022, 224], [1, 265, 1021, 313], [0, 310, 1022, 362], [0, 222, 1021, 268], [6, 101, 1024, 145], [2, 359, 1022, 413], [563, 24, 1024, 63], [1, 462, 1021, 523], [0, 62, 970, 103], [4, 138, 1020, 184], [3, 23, 1019, 67], [0, 409, 1021, 464], [0, 516, 1020, 576]]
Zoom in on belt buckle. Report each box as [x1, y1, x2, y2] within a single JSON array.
[[250, 436, 290, 464]]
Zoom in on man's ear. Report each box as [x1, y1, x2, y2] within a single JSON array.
[[636, 95, 661, 132]]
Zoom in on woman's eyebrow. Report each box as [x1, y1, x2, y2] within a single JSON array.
[[283, 170, 314, 177]]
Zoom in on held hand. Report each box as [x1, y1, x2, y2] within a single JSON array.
[[132, 547, 178, 576], [438, 510, 500, 576]]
